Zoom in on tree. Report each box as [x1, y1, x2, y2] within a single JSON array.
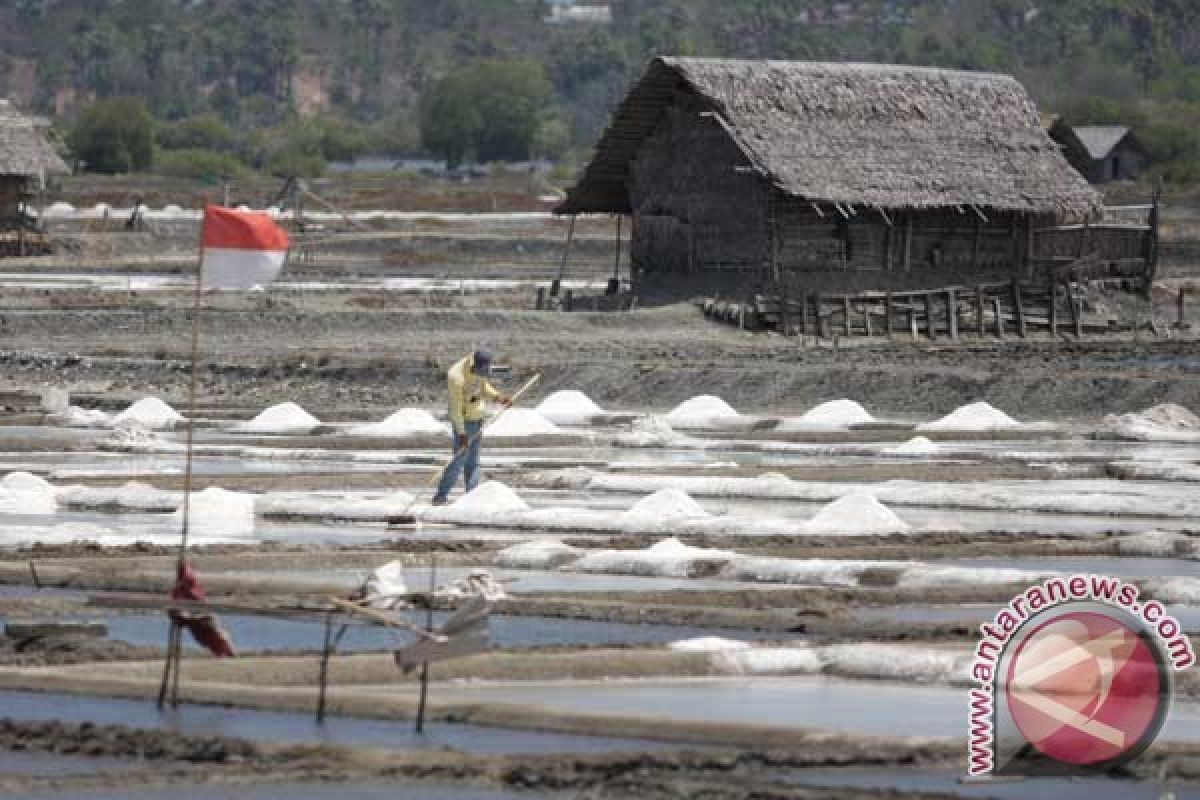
[[68, 97, 155, 173], [420, 58, 552, 166]]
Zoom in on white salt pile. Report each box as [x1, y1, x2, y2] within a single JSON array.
[[47, 202, 75, 214], [236, 402, 321, 434], [0, 472, 57, 515], [255, 489, 415, 521], [665, 395, 740, 427], [1103, 403, 1200, 441], [622, 488, 709, 519], [780, 399, 874, 430], [884, 436, 940, 456], [572, 537, 736, 578], [59, 406, 112, 428], [363, 561, 409, 609], [494, 539, 582, 569], [451, 481, 530, 513], [1115, 530, 1194, 558], [483, 408, 562, 437], [112, 397, 184, 430], [669, 637, 752, 653], [917, 401, 1020, 432], [436, 569, 508, 601], [349, 408, 447, 437], [172, 487, 256, 533], [803, 492, 910, 535], [535, 390, 604, 423], [615, 415, 688, 447]]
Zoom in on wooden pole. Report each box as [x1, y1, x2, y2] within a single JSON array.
[[1048, 275, 1059, 338], [1179, 287, 1187, 329], [909, 308, 918, 340], [863, 306, 873, 337], [1068, 277, 1082, 339], [924, 292, 936, 340], [555, 214, 576, 287], [902, 214, 912, 271], [976, 285, 986, 338], [612, 215, 622, 282], [842, 296, 852, 337], [168, 623, 183, 708], [156, 621, 177, 711], [535, 287, 545, 310], [800, 289, 810, 336], [1012, 280, 1027, 338], [316, 610, 334, 724], [415, 557, 437, 734], [885, 291, 894, 338], [946, 289, 958, 341], [994, 297, 1004, 338], [972, 221, 982, 270]]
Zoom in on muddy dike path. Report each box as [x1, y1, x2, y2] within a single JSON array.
[[1, 300, 1198, 416]]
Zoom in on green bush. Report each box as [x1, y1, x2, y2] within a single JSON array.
[[69, 97, 156, 173], [157, 114, 238, 154], [154, 148, 250, 180]]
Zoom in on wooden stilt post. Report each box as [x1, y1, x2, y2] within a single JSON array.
[[902, 214, 912, 271], [555, 215, 576, 291], [946, 289, 958, 341], [1012, 280, 1027, 338], [168, 624, 183, 708], [885, 291, 894, 338], [924, 293, 936, 340], [909, 308, 918, 340], [842, 296, 852, 337], [156, 621, 177, 711], [1048, 275, 1059, 338], [800, 290, 810, 336], [863, 306, 873, 337], [1068, 276, 1082, 339], [994, 297, 1004, 338], [976, 285, 986, 338]]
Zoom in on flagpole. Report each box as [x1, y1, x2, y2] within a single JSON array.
[[179, 202, 209, 561], [158, 200, 209, 712]]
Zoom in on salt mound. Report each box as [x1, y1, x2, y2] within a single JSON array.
[[616, 415, 686, 447], [785, 399, 875, 429], [803, 492, 910, 535], [60, 406, 112, 428], [93, 203, 111, 213], [47, 202, 75, 214], [666, 395, 739, 426], [494, 539, 582, 569], [451, 481, 530, 513], [350, 408, 447, 436], [572, 537, 736, 578], [2, 471, 54, 494], [623, 489, 709, 519], [669, 637, 752, 653], [162, 204, 183, 214], [112, 397, 184, 430], [483, 409, 561, 437], [918, 402, 1020, 432], [535, 390, 604, 423], [172, 487, 255, 532], [884, 436, 940, 456], [1116, 530, 1193, 557], [236, 402, 321, 434], [363, 561, 408, 609], [1104, 404, 1200, 440]]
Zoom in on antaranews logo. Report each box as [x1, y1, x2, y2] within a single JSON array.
[[968, 574, 1195, 777]]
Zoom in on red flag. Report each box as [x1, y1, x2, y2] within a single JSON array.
[[169, 561, 236, 658], [200, 205, 290, 290]]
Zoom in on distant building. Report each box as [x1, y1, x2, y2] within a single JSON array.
[[0, 98, 69, 229], [1049, 122, 1149, 184]]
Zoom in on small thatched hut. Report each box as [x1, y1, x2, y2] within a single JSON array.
[[558, 58, 1101, 299], [1049, 122, 1148, 184], [0, 99, 69, 229]]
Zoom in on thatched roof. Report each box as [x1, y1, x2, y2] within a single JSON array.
[[0, 99, 69, 181], [559, 58, 1099, 216]]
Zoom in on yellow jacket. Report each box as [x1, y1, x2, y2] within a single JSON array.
[[447, 355, 500, 434]]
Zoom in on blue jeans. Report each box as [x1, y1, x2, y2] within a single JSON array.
[[434, 419, 483, 501]]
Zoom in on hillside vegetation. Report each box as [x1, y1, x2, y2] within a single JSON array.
[[2, 0, 1198, 181]]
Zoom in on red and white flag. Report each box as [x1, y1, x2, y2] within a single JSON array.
[[200, 204, 290, 289]]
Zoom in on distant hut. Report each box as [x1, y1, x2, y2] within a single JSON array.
[[558, 58, 1101, 299], [0, 99, 69, 232], [1049, 122, 1148, 184]]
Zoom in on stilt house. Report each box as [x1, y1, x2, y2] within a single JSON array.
[[557, 58, 1105, 299]]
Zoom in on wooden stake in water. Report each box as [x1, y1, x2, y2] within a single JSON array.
[[415, 556, 436, 733]]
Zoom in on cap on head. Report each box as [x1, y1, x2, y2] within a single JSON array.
[[472, 347, 493, 376]]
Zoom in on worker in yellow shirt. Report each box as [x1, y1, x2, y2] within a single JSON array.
[[432, 348, 511, 505]]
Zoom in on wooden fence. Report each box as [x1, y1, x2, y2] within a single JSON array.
[[703, 266, 1125, 341]]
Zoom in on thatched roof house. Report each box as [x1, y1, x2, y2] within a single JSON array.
[[0, 99, 68, 185], [560, 58, 1102, 296]]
